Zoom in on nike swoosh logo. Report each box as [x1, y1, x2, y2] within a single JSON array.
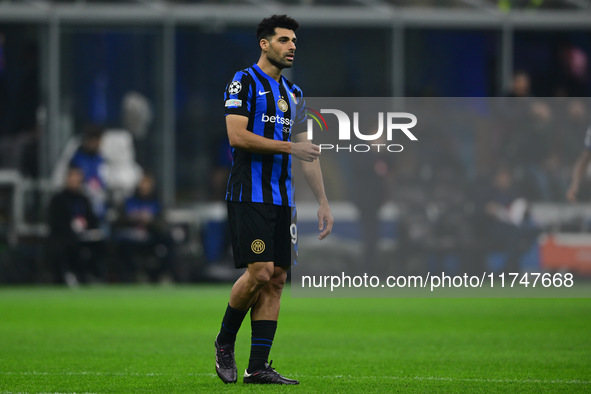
[[258, 90, 271, 95]]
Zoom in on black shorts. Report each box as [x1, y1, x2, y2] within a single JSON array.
[[227, 201, 297, 269]]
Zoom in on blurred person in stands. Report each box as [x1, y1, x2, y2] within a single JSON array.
[[506, 70, 530, 98], [503, 71, 552, 122], [503, 71, 552, 123], [121, 90, 153, 166], [557, 41, 589, 97], [477, 166, 539, 273], [69, 124, 109, 224], [541, 94, 587, 202], [500, 70, 553, 200], [113, 173, 174, 283], [47, 166, 104, 286], [350, 132, 390, 273], [566, 124, 591, 202]]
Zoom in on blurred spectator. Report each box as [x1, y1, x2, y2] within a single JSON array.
[[121, 90, 153, 166], [540, 97, 588, 201], [95, 91, 150, 204], [499, 71, 553, 201], [98, 128, 143, 205], [53, 93, 145, 207], [350, 142, 390, 273], [506, 70, 531, 98], [121, 91, 153, 140], [543, 152, 570, 202], [424, 161, 473, 275], [69, 124, 110, 222], [113, 173, 175, 283], [504, 70, 551, 123], [46, 166, 105, 286], [557, 41, 589, 97], [476, 166, 540, 272], [566, 124, 591, 203], [549, 95, 587, 161]]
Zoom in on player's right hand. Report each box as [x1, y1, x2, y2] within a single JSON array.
[[292, 141, 320, 162]]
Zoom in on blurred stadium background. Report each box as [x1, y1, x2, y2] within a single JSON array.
[[0, 0, 591, 284]]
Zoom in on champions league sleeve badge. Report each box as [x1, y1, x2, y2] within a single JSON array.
[[228, 81, 242, 95]]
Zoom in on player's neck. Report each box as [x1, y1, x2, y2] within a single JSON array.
[[256, 57, 282, 82]]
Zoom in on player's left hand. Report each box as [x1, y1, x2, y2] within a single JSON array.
[[317, 203, 334, 240]]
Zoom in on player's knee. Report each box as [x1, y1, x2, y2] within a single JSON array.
[[249, 263, 274, 286], [269, 277, 286, 292], [253, 272, 272, 286], [270, 268, 288, 290]]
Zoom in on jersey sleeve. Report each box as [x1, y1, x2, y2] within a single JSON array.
[[224, 71, 252, 118], [290, 86, 308, 135]]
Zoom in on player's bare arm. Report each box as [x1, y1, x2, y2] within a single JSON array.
[[293, 132, 334, 240], [567, 149, 591, 202], [291, 140, 321, 162], [227, 114, 320, 162]]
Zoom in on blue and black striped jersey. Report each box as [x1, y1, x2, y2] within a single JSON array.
[[224, 63, 306, 207]]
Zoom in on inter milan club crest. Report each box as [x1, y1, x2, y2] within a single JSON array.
[[228, 81, 242, 95], [251, 239, 265, 254], [277, 98, 289, 112]]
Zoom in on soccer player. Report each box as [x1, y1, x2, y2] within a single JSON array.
[[566, 124, 591, 202], [214, 15, 333, 385]]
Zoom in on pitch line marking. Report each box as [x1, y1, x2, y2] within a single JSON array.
[[0, 371, 589, 385]]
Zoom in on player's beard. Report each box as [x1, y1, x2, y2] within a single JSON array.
[[267, 49, 293, 70]]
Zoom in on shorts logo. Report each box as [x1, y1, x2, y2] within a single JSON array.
[[228, 81, 242, 95], [277, 98, 289, 112], [251, 239, 266, 254]]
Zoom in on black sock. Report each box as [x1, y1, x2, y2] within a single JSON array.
[[247, 320, 277, 373], [217, 304, 248, 346]]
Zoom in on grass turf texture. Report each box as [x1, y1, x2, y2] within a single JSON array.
[[0, 286, 589, 393]]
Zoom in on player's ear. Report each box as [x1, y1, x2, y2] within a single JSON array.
[[259, 38, 269, 52]]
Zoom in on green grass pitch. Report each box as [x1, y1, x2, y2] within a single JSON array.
[[0, 285, 590, 393]]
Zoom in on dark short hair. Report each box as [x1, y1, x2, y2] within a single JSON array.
[[82, 123, 104, 141], [66, 164, 84, 176], [256, 15, 299, 42]]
